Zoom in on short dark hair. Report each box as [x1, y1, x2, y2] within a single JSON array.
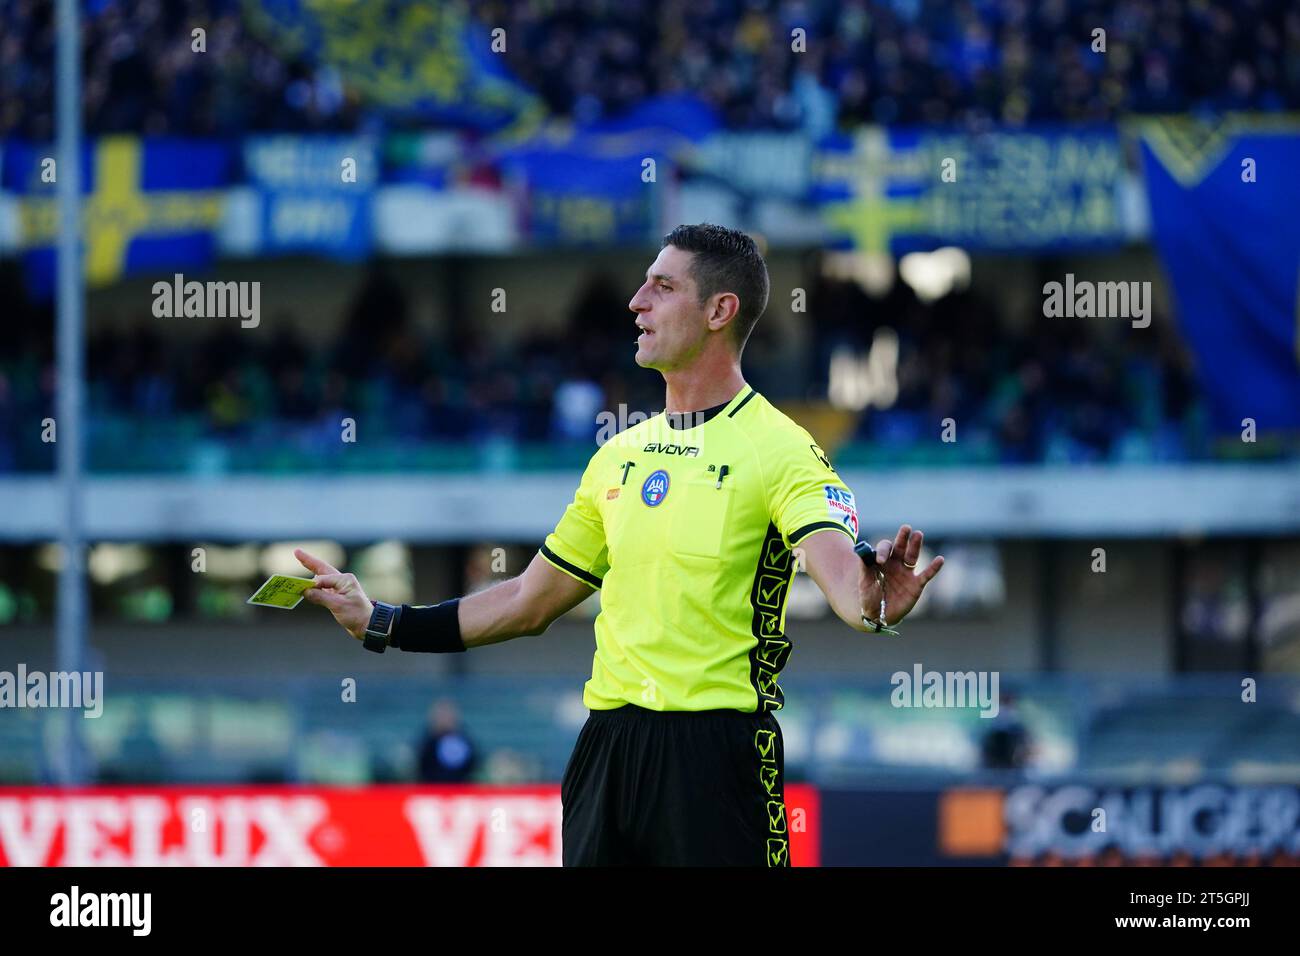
[[662, 223, 770, 352]]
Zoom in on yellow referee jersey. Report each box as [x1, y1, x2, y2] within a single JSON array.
[[540, 385, 860, 713]]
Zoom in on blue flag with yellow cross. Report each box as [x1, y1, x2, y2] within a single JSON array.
[[4, 136, 232, 297]]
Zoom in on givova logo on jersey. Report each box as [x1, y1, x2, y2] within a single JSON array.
[[825, 485, 858, 537]]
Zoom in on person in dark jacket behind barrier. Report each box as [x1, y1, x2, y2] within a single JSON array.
[[417, 699, 478, 783]]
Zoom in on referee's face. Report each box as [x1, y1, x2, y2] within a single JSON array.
[[629, 245, 711, 372]]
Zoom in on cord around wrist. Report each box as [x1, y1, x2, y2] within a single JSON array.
[[860, 611, 901, 637]]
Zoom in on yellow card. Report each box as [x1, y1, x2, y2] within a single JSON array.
[[247, 574, 316, 609]]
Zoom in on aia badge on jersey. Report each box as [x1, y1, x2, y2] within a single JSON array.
[[641, 469, 670, 506], [825, 485, 858, 537]]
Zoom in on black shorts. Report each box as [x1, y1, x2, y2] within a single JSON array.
[[560, 703, 790, 867]]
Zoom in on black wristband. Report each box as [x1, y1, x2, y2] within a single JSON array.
[[390, 599, 466, 653]]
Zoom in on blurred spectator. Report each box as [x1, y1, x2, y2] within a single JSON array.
[[416, 700, 478, 784], [981, 691, 1034, 770], [97, 713, 168, 783]]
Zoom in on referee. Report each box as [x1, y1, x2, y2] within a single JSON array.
[[297, 223, 943, 866]]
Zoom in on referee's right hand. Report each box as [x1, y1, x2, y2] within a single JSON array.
[[296, 548, 372, 642]]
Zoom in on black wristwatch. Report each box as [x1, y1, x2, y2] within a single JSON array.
[[363, 601, 400, 653]]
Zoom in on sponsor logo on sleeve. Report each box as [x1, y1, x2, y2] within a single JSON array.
[[825, 485, 858, 537]]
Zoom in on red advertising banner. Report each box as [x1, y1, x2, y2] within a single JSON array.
[[0, 785, 820, 867]]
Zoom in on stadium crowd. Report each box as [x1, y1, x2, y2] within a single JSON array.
[[2, 0, 1297, 138], [491, 0, 1300, 129], [0, 261, 1214, 472], [0, 0, 1283, 470]]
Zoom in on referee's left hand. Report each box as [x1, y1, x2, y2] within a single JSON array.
[[859, 525, 943, 626], [296, 548, 372, 642]]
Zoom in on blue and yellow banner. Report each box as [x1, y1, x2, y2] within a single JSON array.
[[500, 146, 658, 245], [244, 135, 376, 259], [496, 94, 721, 245], [245, 0, 542, 135], [1139, 115, 1300, 432], [815, 127, 1127, 253], [4, 137, 232, 295]]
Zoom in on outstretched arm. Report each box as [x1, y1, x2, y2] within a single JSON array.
[[296, 547, 596, 649]]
